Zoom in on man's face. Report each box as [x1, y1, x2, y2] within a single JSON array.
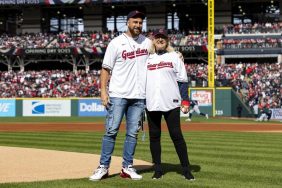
[[127, 17, 143, 36]]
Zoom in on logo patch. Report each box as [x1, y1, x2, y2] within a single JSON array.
[[32, 102, 45, 114]]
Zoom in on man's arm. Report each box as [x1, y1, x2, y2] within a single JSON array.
[[100, 68, 110, 107]]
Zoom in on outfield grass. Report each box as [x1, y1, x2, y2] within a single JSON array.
[[0, 116, 273, 124], [0, 131, 282, 188], [0, 117, 105, 123]]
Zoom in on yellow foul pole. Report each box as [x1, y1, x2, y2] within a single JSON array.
[[208, 0, 214, 88]]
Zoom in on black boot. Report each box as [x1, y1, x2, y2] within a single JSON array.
[[183, 166, 195, 181], [152, 164, 163, 179]]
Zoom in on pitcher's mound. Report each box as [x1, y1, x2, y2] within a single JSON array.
[[0, 146, 152, 183]]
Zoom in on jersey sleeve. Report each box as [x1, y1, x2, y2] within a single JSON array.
[[102, 40, 117, 70], [178, 82, 189, 101], [173, 52, 189, 101], [174, 52, 188, 83]]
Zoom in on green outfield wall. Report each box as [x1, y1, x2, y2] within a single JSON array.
[[189, 87, 252, 117]]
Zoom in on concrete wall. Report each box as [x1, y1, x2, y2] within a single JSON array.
[[83, 6, 103, 32], [215, 0, 232, 29], [21, 8, 41, 34], [146, 5, 166, 30]]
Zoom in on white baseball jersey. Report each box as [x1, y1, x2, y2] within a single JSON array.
[[102, 33, 151, 99], [146, 51, 188, 111]]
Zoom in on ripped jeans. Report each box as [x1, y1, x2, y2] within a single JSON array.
[[99, 97, 145, 168]]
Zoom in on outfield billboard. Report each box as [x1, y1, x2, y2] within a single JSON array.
[[190, 90, 212, 106], [22, 100, 71, 116], [78, 99, 106, 116], [271, 108, 282, 120], [0, 99, 16, 117]]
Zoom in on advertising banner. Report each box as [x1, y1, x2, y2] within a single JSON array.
[[0, 99, 16, 117], [190, 90, 212, 106], [78, 99, 106, 116], [22, 100, 71, 116], [24, 48, 72, 55], [271, 108, 282, 120]]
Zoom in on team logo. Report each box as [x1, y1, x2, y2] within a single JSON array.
[[147, 61, 173, 70], [80, 103, 105, 112], [32, 102, 45, 114], [122, 48, 148, 60]]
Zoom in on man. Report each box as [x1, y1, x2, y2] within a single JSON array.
[[255, 100, 271, 122], [89, 10, 151, 181], [185, 100, 209, 121], [237, 104, 243, 118]]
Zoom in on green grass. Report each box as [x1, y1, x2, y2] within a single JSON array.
[[1, 131, 282, 188], [0, 117, 105, 123], [0, 116, 277, 124]]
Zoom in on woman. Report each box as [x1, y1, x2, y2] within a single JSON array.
[[145, 29, 195, 181]]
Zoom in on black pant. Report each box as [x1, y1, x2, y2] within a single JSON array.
[[146, 107, 190, 168]]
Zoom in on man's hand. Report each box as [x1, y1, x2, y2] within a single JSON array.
[[100, 67, 110, 107], [101, 90, 109, 107]]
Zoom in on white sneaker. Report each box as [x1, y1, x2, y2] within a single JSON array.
[[206, 114, 209, 119], [120, 165, 142, 180], [89, 165, 109, 181], [185, 118, 191, 122]]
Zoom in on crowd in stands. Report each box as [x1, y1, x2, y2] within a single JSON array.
[[2, 31, 281, 52], [184, 62, 281, 109], [0, 32, 112, 49], [0, 70, 100, 98], [216, 62, 281, 109], [1, 22, 282, 50], [1, 61, 280, 111], [185, 63, 208, 87], [0, 30, 208, 50], [217, 22, 282, 34], [221, 38, 282, 49], [0, 23, 281, 112]]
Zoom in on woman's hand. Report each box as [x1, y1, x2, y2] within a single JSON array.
[[181, 105, 189, 114]]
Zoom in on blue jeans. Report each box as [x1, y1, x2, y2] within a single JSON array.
[[100, 97, 145, 168]]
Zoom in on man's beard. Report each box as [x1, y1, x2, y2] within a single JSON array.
[[129, 27, 141, 37]]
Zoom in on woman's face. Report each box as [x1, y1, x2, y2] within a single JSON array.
[[154, 37, 168, 51]]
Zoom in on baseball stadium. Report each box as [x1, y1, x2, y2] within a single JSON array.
[[0, 0, 282, 187]]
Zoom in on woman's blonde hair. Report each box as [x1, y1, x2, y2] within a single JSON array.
[[148, 38, 175, 54]]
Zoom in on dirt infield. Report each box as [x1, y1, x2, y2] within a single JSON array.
[[0, 146, 152, 183], [0, 122, 282, 132]]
